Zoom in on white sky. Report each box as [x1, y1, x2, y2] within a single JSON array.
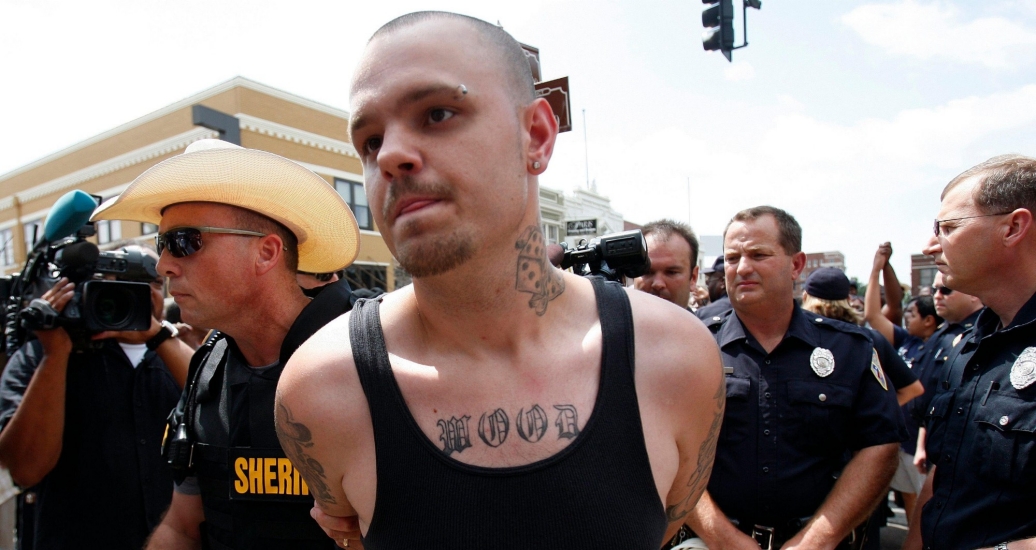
[[2, 0, 1035, 282]]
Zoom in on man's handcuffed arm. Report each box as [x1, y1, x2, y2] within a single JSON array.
[[781, 442, 899, 550]]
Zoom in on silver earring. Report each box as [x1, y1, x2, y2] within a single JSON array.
[[533, 161, 541, 170]]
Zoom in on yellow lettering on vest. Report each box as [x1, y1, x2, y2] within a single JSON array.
[[264, 457, 277, 495], [277, 458, 293, 495], [249, 457, 264, 494], [301, 476, 309, 496], [293, 466, 302, 495], [233, 457, 248, 494]]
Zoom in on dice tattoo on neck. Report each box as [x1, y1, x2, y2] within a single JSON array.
[[514, 226, 565, 316]]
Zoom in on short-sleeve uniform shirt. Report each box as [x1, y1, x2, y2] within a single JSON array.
[[705, 307, 906, 525], [922, 292, 1036, 549]]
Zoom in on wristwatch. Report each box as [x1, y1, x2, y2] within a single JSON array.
[[146, 320, 179, 350], [996, 543, 1009, 550]]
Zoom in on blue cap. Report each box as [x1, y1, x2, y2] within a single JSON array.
[[804, 267, 851, 301], [703, 256, 724, 274]]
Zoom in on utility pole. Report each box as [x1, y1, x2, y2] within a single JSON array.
[[583, 109, 590, 190], [687, 177, 692, 224]]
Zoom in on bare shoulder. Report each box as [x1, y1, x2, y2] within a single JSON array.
[[276, 309, 369, 513], [625, 287, 723, 402], [279, 309, 359, 411]]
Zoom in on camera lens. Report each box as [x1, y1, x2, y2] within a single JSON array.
[[94, 285, 135, 328]]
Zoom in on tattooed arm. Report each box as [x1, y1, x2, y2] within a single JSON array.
[[660, 349, 730, 547], [625, 289, 727, 546], [275, 312, 375, 545]]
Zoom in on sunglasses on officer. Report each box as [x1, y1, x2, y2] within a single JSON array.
[[156, 227, 267, 258], [299, 271, 337, 282], [934, 286, 954, 296]]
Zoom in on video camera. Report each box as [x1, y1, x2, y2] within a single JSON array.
[[2, 190, 157, 355], [554, 229, 650, 283]]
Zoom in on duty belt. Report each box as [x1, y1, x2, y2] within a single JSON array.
[[731, 517, 811, 550], [729, 517, 865, 550]]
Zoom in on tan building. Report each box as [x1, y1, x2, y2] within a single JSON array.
[[0, 77, 396, 290], [796, 251, 846, 294], [911, 253, 938, 296]]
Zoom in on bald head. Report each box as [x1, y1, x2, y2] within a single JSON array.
[[367, 11, 535, 106]]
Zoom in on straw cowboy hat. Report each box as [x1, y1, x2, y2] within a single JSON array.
[[92, 139, 359, 273]]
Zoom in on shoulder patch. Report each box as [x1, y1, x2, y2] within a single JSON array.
[[871, 348, 888, 391]]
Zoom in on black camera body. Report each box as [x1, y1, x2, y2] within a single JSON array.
[[558, 229, 651, 283], [3, 215, 157, 354]]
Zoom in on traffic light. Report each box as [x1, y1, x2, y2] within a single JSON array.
[[702, 0, 734, 61]]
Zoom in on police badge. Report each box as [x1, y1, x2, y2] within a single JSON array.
[[1010, 347, 1036, 390], [810, 347, 835, 378]]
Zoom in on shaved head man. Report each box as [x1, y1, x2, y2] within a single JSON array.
[[277, 12, 724, 550]]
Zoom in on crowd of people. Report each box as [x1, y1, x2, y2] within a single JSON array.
[[0, 9, 1033, 550]]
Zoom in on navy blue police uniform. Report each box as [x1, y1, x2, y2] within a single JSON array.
[[911, 311, 981, 416], [921, 291, 1036, 549], [695, 295, 731, 322], [908, 310, 981, 456], [701, 307, 905, 548]]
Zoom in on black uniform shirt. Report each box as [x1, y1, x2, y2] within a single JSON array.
[[705, 307, 905, 526], [696, 295, 732, 322], [922, 291, 1036, 549], [909, 310, 981, 428], [0, 339, 180, 550]]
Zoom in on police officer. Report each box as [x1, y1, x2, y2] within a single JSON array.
[[695, 257, 731, 321], [909, 271, 982, 474], [90, 139, 361, 550], [904, 155, 1036, 550], [686, 206, 904, 549]]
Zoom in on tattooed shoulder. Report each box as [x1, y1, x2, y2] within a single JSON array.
[[275, 402, 339, 505]]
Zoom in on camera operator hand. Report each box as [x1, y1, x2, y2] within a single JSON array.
[[0, 277, 77, 488], [90, 296, 193, 389], [34, 277, 76, 355]]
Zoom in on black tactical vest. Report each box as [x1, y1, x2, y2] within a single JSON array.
[[189, 338, 332, 550], [170, 281, 356, 549]]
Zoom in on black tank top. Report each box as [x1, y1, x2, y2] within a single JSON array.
[[350, 277, 667, 549]]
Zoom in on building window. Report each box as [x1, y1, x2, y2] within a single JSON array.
[[1, 228, 14, 266], [344, 264, 388, 291], [334, 179, 372, 230], [96, 220, 121, 244], [919, 267, 937, 290], [141, 223, 159, 235], [542, 223, 561, 245], [23, 219, 42, 252]]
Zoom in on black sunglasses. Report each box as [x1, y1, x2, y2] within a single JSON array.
[[299, 271, 337, 282], [156, 227, 266, 258], [934, 286, 954, 296]]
